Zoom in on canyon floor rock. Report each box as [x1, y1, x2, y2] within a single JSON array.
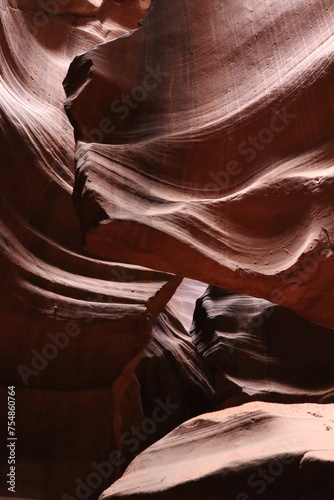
[[100, 402, 334, 500]]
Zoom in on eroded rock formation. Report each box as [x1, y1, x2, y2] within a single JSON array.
[[65, 0, 334, 329], [0, 2, 184, 499], [136, 279, 214, 457], [191, 287, 334, 409], [2, 0, 334, 499], [100, 402, 334, 500]]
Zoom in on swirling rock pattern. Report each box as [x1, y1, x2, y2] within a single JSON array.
[[0, 2, 183, 499], [65, 0, 334, 328], [191, 287, 334, 409], [2, 0, 334, 499], [100, 402, 334, 500]]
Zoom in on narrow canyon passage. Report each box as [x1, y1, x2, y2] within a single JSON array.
[[1, 1, 334, 500]]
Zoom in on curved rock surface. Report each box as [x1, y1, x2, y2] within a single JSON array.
[[100, 402, 334, 500], [3, 1, 334, 499], [136, 279, 214, 457], [0, 2, 183, 499], [191, 287, 334, 409], [65, 0, 334, 328]]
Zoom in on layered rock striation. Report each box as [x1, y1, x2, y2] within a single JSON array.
[[100, 402, 334, 500], [191, 286, 334, 409], [2, 0, 334, 499], [65, 0, 334, 328]]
